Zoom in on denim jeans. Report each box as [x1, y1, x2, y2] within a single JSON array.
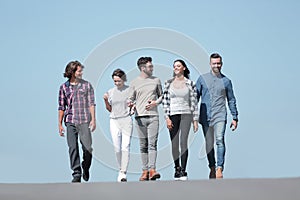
[[201, 121, 226, 169], [135, 116, 159, 170], [66, 122, 92, 178]]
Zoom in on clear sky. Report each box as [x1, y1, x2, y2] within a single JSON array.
[[0, 0, 299, 183]]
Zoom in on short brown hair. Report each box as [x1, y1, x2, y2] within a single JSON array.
[[112, 68, 127, 81]]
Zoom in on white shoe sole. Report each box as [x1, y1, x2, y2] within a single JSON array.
[[179, 176, 188, 181]]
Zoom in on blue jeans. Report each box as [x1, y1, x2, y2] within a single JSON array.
[[201, 121, 226, 169]]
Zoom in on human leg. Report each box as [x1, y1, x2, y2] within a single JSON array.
[[214, 121, 226, 178], [169, 115, 181, 168], [135, 117, 149, 181], [66, 123, 81, 181], [120, 117, 133, 174], [202, 125, 216, 179], [135, 117, 149, 170], [148, 116, 160, 180], [169, 115, 181, 180], [110, 118, 122, 170], [78, 123, 93, 181], [202, 125, 216, 168], [179, 114, 192, 172]]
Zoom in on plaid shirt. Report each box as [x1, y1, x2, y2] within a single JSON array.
[[162, 78, 199, 121], [58, 79, 95, 124]]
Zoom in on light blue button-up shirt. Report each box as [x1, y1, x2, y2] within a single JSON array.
[[196, 71, 238, 126]]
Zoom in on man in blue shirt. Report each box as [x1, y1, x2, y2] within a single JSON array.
[[196, 53, 238, 179]]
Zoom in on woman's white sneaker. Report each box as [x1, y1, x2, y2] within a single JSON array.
[[117, 171, 127, 182]]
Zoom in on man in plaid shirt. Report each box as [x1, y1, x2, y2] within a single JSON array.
[[58, 60, 96, 183]]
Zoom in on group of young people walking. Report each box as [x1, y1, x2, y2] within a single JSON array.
[[58, 53, 239, 183]]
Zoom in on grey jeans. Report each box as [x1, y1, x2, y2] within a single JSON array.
[[66, 122, 93, 178], [135, 116, 159, 171]]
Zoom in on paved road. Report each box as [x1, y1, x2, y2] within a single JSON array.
[[1, 178, 299, 200]]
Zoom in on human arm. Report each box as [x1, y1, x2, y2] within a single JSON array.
[[58, 85, 66, 137], [165, 116, 173, 130], [162, 80, 172, 129], [230, 119, 238, 131], [87, 82, 96, 132], [195, 76, 202, 102], [191, 81, 199, 122], [127, 86, 136, 114], [226, 80, 238, 131], [193, 120, 198, 133], [89, 105, 96, 132], [190, 80, 199, 133], [145, 78, 163, 110], [58, 110, 65, 137], [103, 93, 112, 112]]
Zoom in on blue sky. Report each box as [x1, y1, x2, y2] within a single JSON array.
[[0, 0, 299, 183]]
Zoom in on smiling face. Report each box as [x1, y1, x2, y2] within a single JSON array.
[[113, 75, 125, 89], [210, 57, 222, 75], [141, 61, 154, 77], [73, 66, 83, 80], [173, 61, 186, 76]]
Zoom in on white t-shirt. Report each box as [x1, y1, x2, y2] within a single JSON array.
[[106, 85, 133, 119]]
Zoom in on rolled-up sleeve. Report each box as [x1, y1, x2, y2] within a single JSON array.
[[87, 82, 96, 107], [58, 85, 66, 111]]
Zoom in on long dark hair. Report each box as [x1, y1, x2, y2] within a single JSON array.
[[173, 59, 190, 79]]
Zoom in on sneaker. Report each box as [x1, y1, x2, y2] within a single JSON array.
[[117, 171, 127, 182], [174, 167, 181, 180], [71, 176, 81, 183], [209, 167, 216, 179], [216, 167, 223, 179], [82, 169, 90, 182], [179, 171, 188, 181]]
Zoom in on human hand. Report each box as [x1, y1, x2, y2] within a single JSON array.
[[89, 120, 96, 132], [166, 118, 173, 130], [103, 93, 108, 100], [230, 120, 238, 131], [145, 100, 156, 111], [59, 125, 65, 137], [193, 121, 198, 133], [129, 105, 135, 115]]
